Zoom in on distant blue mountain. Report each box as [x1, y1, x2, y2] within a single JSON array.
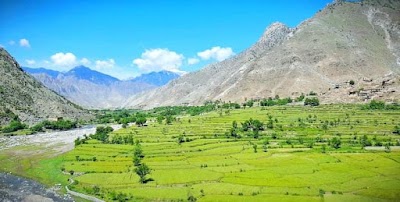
[[65, 65, 119, 85], [22, 66, 180, 108], [22, 67, 61, 78], [132, 70, 180, 86]]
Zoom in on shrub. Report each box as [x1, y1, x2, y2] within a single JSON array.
[[304, 97, 320, 106], [2, 120, 27, 133]]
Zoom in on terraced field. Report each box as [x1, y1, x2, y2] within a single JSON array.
[[61, 105, 400, 201]]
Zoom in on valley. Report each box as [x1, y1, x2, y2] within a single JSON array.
[[1, 103, 399, 201], [1, 0, 400, 201]]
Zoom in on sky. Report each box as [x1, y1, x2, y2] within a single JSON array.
[[0, 0, 333, 80]]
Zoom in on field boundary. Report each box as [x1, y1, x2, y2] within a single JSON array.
[[66, 178, 105, 202]]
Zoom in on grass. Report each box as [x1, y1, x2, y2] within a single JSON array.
[[1, 104, 400, 201]]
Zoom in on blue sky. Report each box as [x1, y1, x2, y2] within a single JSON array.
[[0, 0, 333, 79]]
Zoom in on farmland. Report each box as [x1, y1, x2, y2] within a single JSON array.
[[58, 104, 400, 201]]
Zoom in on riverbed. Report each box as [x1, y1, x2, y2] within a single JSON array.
[[0, 124, 121, 202]]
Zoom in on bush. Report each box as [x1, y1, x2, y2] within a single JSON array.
[[2, 120, 27, 133], [30, 123, 44, 132], [42, 119, 77, 130], [368, 100, 385, 110], [304, 97, 320, 106], [90, 126, 113, 143]]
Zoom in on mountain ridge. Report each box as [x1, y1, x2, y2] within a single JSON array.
[[23, 66, 180, 109], [124, 0, 400, 109], [0, 48, 92, 125]]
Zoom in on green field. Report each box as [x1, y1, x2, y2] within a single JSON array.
[[56, 105, 400, 201]]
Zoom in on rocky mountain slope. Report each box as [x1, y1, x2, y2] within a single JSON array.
[[0, 48, 92, 125], [24, 66, 180, 109], [124, 0, 400, 109]]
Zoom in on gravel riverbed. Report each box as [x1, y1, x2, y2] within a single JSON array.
[[0, 124, 121, 202]]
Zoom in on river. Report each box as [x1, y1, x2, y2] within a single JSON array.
[[0, 124, 121, 202]]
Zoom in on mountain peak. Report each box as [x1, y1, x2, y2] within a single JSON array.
[[132, 71, 180, 86], [65, 66, 119, 85], [257, 22, 293, 48], [68, 65, 91, 72]]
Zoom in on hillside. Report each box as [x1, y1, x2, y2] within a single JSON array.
[[0, 48, 92, 125], [24, 67, 180, 109], [124, 0, 400, 109]]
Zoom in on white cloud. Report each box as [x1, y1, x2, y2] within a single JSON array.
[[19, 38, 30, 48], [95, 59, 115, 69], [8, 40, 15, 46], [0, 44, 4, 48], [50, 52, 77, 67], [188, 57, 200, 65], [197, 46, 235, 62], [80, 58, 91, 66], [26, 59, 36, 65], [133, 48, 185, 74]]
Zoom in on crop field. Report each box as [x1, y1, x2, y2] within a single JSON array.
[[53, 105, 400, 201]]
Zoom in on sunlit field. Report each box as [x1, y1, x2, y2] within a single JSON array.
[[58, 105, 400, 201]]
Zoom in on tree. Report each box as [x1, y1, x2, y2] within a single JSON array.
[[165, 115, 173, 125], [393, 125, 400, 134], [331, 137, 341, 149], [135, 163, 151, 183], [262, 139, 269, 152], [304, 97, 320, 106], [349, 80, 355, 85], [91, 126, 113, 143], [133, 155, 141, 166], [2, 120, 27, 133], [385, 143, 391, 153], [136, 117, 147, 126], [321, 145, 326, 153], [156, 116, 164, 124], [253, 144, 258, 153], [232, 121, 238, 129], [368, 100, 385, 110], [361, 135, 372, 147], [122, 123, 128, 128]]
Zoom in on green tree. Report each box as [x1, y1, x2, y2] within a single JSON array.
[[253, 144, 258, 153], [232, 121, 238, 129], [368, 100, 385, 110], [304, 97, 320, 106], [156, 116, 164, 124], [136, 117, 147, 126], [393, 125, 400, 134], [2, 120, 27, 133], [331, 137, 341, 149], [385, 143, 391, 153], [135, 163, 151, 183], [165, 115, 174, 125]]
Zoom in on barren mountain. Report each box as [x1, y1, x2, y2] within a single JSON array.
[[24, 67, 179, 109], [124, 0, 400, 109], [0, 48, 92, 125]]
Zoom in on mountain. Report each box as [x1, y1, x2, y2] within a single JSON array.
[[64, 66, 119, 85], [124, 0, 400, 109], [22, 67, 61, 78], [24, 67, 180, 109], [0, 48, 92, 125], [131, 71, 180, 86]]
